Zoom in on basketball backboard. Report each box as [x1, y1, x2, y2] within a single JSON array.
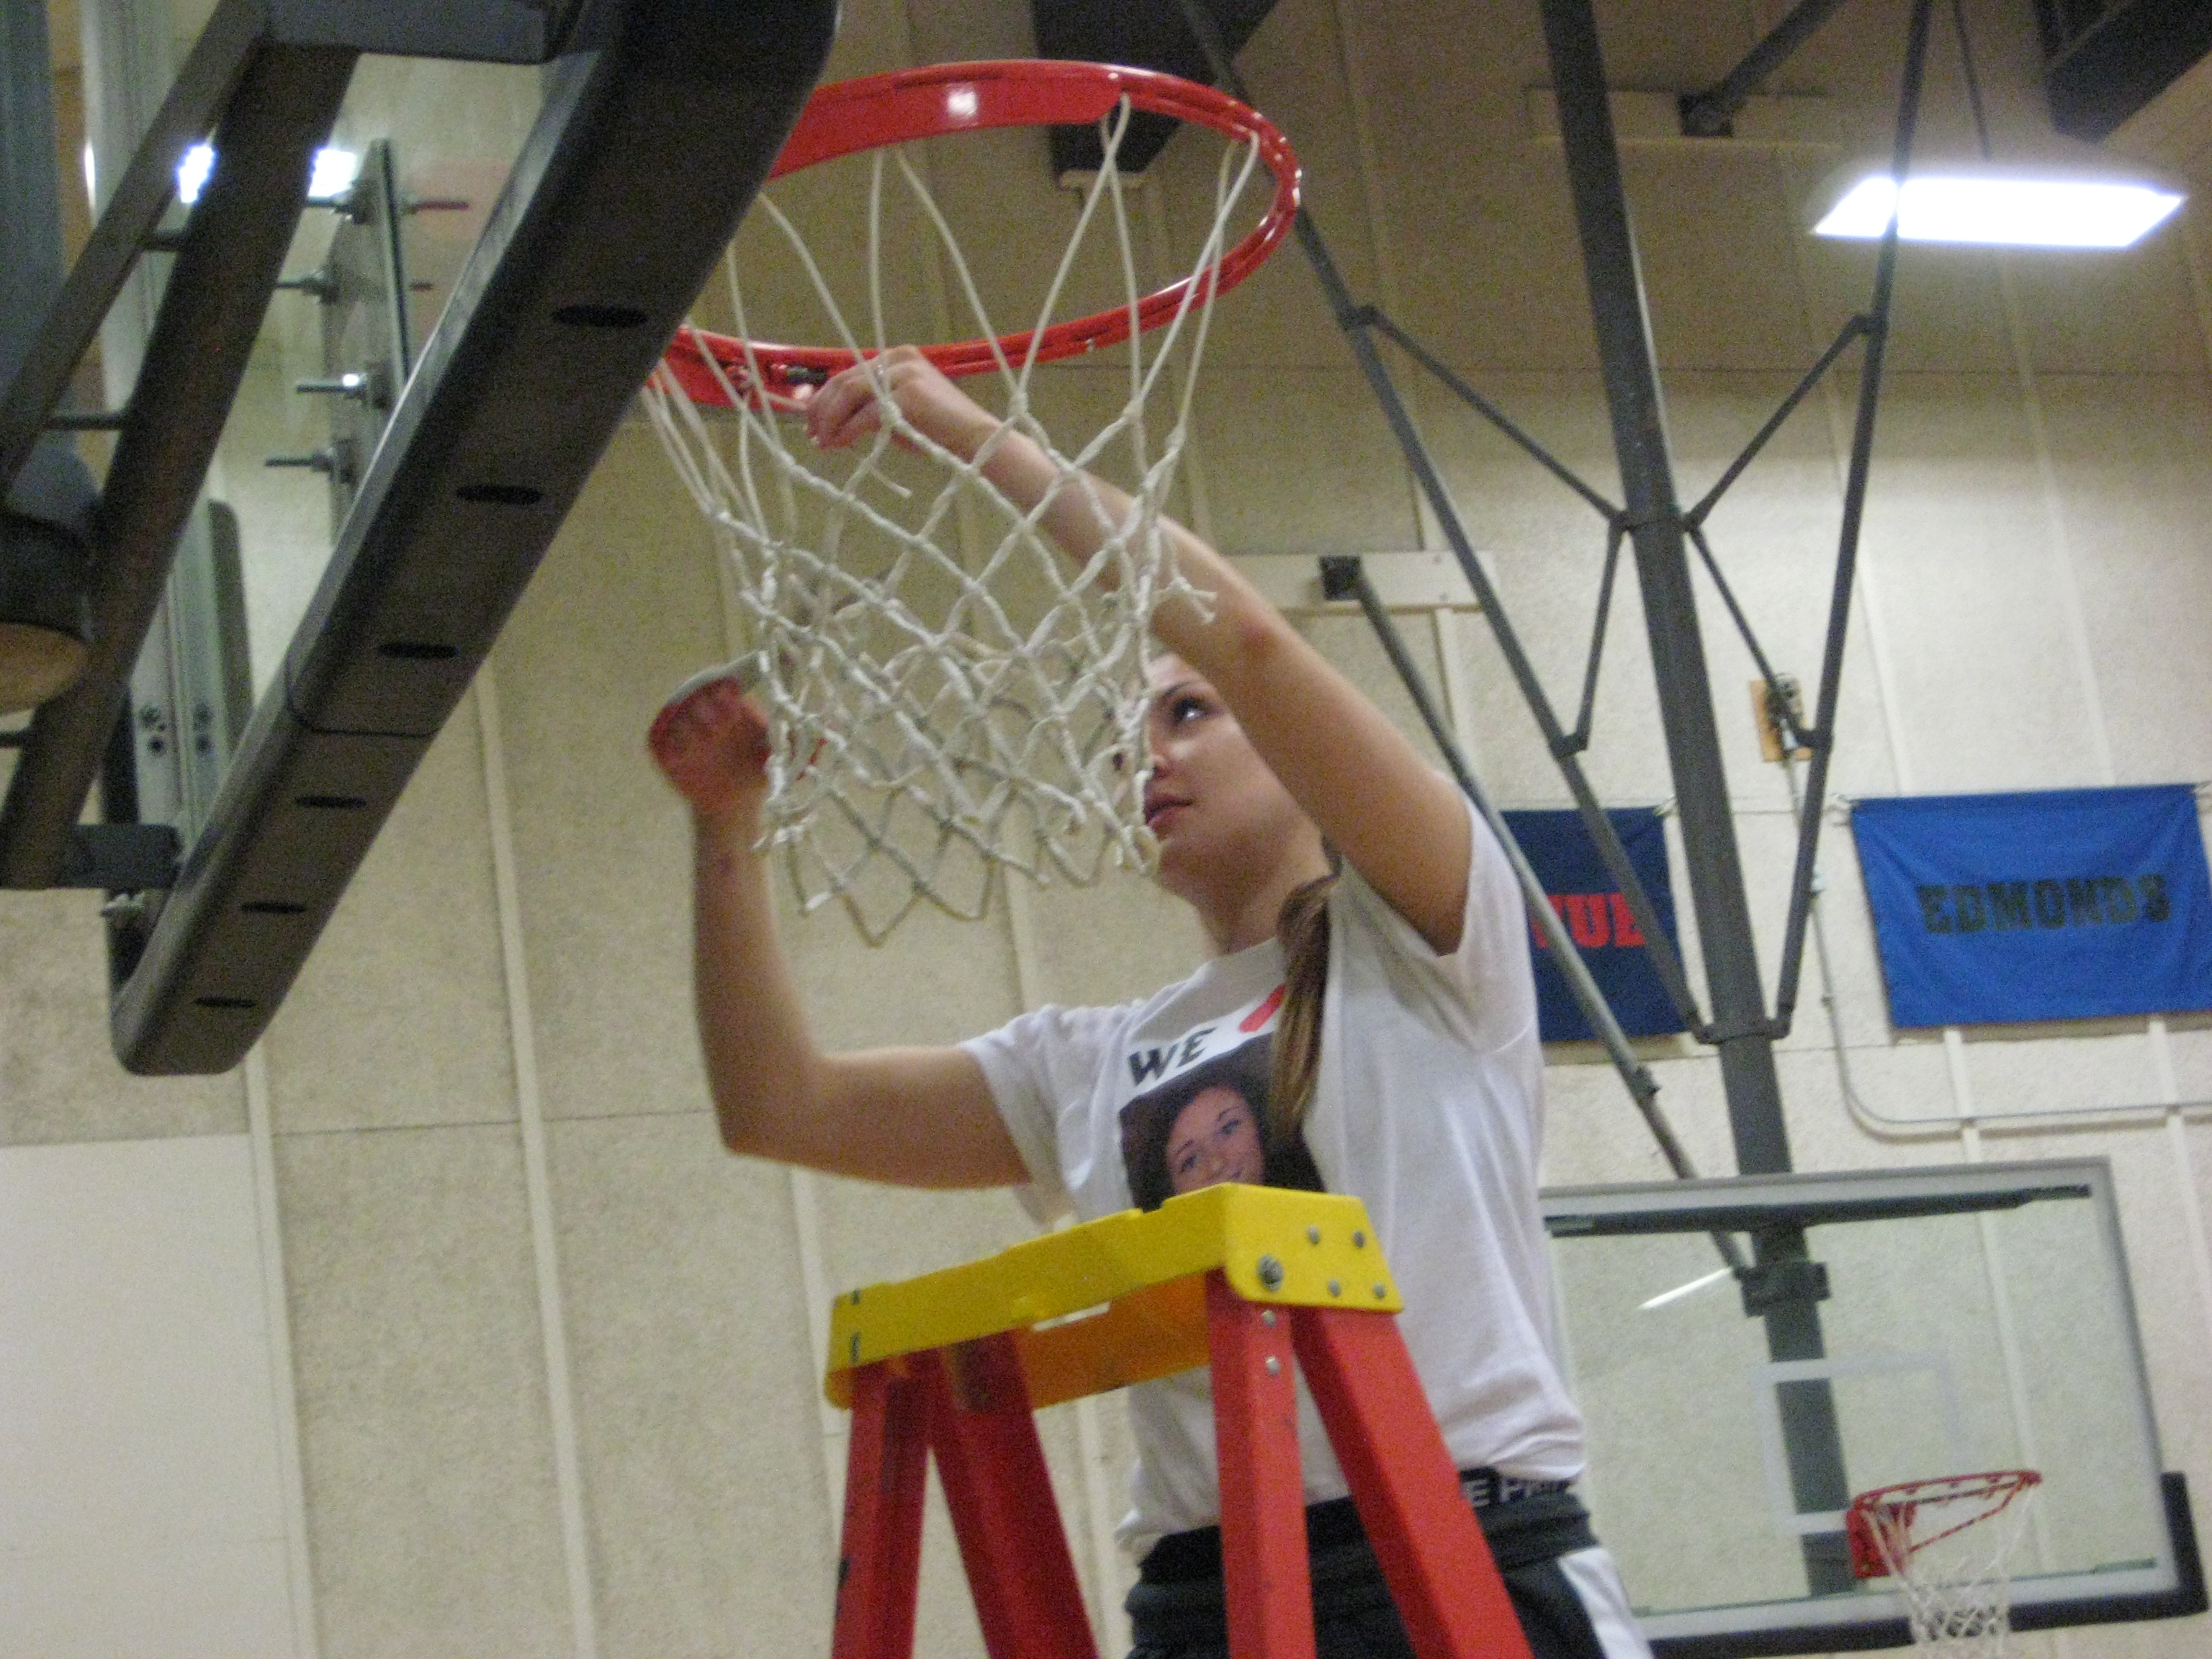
[[1544, 1159, 2203, 1655], [3, 1, 836, 1071]]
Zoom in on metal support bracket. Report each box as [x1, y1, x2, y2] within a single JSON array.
[[1737, 1255, 1832, 1318], [1316, 556, 1707, 1185], [1172, 0, 1712, 1065], [278, 138, 415, 529], [1678, 0, 1853, 138], [58, 823, 181, 890]]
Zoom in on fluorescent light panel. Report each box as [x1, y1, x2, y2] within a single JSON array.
[[1815, 172, 2184, 248], [174, 143, 360, 206]]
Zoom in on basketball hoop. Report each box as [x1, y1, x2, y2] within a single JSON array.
[[642, 60, 1300, 939], [1847, 1470, 2042, 1656], [659, 60, 1300, 410]]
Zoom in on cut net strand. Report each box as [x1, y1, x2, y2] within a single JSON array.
[[642, 97, 1269, 940]]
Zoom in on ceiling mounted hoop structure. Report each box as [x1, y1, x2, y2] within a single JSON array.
[[660, 58, 1301, 409]]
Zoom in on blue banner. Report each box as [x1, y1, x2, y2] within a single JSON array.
[[1850, 786, 2212, 1028], [1503, 809, 1686, 1043]]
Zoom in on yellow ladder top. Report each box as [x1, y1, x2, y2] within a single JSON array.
[[823, 1184, 1401, 1409]]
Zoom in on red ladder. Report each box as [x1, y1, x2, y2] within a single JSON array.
[[820, 1185, 1536, 1659]]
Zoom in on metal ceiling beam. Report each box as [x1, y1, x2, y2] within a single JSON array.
[[108, 0, 835, 1073], [0, 0, 265, 514], [1679, 0, 1854, 137]]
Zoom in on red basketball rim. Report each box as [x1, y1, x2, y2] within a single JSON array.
[[1844, 1470, 2042, 1579], [660, 59, 1302, 408]]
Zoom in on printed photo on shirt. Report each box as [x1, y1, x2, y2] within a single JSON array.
[[1119, 1032, 1322, 1211]]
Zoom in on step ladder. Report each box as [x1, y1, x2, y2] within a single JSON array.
[[821, 1183, 1537, 1659]]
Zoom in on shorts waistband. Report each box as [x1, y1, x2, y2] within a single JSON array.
[[1459, 1467, 1574, 1509], [1139, 1466, 1576, 1585]]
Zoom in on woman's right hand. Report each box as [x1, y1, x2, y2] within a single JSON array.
[[799, 345, 1002, 461], [648, 674, 773, 822]]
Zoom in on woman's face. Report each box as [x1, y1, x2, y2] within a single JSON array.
[[1140, 657, 1310, 902], [1166, 1085, 1267, 1195]]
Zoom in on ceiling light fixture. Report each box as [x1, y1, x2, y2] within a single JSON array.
[[1807, 0, 2184, 251], [1812, 166, 2184, 248], [307, 146, 361, 202]]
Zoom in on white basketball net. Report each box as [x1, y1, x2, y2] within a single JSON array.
[[1852, 1475, 2041, 1658], [642, 102, 1267, 940]]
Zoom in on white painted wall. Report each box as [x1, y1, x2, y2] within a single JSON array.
[[0, 1138, 296, 1657]]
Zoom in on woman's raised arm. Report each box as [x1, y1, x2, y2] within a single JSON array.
[[649, 676, 1028, 1187]]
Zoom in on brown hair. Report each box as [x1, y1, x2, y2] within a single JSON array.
[[1264, 865, 1338, 1150]]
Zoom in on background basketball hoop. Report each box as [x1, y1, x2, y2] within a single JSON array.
[[642, 60, 1300, 940], [1848, 1470, 2043, 1656]]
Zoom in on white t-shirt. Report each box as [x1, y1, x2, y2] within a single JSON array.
[[963, 799, 1586, 1556]]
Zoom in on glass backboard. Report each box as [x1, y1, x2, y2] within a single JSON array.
[[1545, 1159, 2203, 1654]]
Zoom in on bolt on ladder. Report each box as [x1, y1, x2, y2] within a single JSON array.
[[821, 1182, 1537, 1659]]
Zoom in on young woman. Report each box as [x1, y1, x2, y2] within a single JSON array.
[[649, 349, 1651, 1659]]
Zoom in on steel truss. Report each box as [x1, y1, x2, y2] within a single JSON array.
[[1177, 0, 1936, 1596], [1175, 0, 1933, 1178]]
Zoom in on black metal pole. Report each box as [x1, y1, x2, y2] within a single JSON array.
[[1539, 0, 1855, 1591], [1538, 0, 1791, 1174], [1323, 559, 1701, 1179], [1774, 0, 1936, 1027]]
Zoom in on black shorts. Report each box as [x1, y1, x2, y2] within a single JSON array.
[[1125, 1488, 1640, 1659]]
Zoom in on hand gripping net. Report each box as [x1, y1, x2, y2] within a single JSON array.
[[1847, 1471, 2042, 1657], [641, 77, 1282, 942]]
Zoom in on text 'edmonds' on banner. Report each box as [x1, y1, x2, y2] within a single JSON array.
[[1505, 808, 1686, 1043], [1850, 786, 2212, 1029]]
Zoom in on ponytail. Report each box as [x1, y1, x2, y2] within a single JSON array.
[[1265, 863, 1337, 1151]]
